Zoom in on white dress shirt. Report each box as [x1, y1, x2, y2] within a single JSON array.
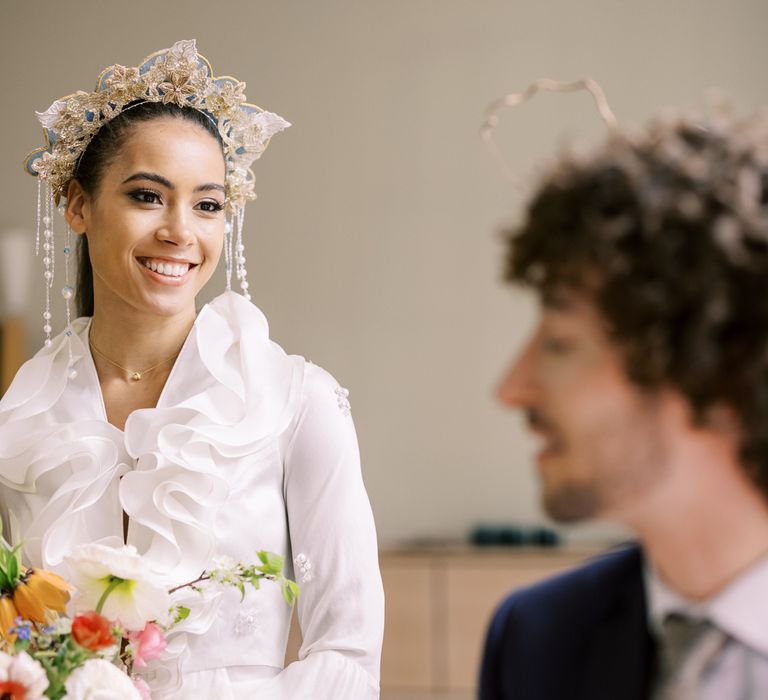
[[645, 555, 768, 698]]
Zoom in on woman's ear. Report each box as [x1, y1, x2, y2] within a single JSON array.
[[65, 180, 89, 235]]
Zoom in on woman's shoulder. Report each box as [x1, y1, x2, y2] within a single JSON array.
[[199, 292, 350, 403], [300, 361, 351, 406], [284, 361, 355, 446]]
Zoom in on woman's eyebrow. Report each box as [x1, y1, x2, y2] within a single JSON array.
[[122, 172, 173, 188], [195, 183, 225, 194], [121, 172, 225, 194]]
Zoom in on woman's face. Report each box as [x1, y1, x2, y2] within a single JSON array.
[[67, 116, 226, 320]]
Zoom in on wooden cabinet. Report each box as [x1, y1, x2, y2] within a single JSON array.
[[379, 546, 599, 693], [286, 545, 602, 695]]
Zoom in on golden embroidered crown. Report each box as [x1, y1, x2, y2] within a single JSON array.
[[24, 39, 289, 211]]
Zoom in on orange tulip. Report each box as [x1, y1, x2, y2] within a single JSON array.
[[0, 596, 17, 643], [12, 581, 47, 623], [24, 568, 71, 613]]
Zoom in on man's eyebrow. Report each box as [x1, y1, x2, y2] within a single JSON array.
[[121, 173, 225, 194], [542, 290, 575, 311]]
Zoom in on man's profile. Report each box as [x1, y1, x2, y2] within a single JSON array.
[[481, 112, 768, 699]]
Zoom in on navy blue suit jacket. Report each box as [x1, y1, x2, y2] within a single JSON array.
[[479, 545, 657, 700]]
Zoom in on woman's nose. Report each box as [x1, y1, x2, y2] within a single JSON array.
[[156, 206, 194, 247]]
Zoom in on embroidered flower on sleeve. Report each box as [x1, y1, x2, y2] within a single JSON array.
[[293, 553, 314, 584], [334, 386, 351, 417]]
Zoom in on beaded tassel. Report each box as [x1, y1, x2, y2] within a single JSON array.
[[36, 188, 77, 378], [223, 217, 233, 291], [35, 178, 41, 256], [40, 185, 54, 347], [62, 216, 77, 380], [234, 206, 251, 302]]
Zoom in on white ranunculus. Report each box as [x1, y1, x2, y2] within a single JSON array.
[[65, 544, 171, 631], [63, 659, 140, 699], [0, 650, 49, 698]]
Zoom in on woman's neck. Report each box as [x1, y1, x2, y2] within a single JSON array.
[[89, 302, 197, 373]]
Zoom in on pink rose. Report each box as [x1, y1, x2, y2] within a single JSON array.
[[128, 622, 167, 668], [133, 677, 152, 700]]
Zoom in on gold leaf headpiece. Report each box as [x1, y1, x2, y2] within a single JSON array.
[[24, 39, 290, 211]]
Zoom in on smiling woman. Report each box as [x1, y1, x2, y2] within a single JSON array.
[[69, 102, 226, 320], [0, 41, 384, 699], [69, 113, 225, 319]]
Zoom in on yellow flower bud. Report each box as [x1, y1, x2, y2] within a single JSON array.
[[25, 568, 71, 613], [12, 581, 47, 623], [0, 596, 17, 643]]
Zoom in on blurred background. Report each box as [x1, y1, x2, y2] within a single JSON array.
[[2, 1, 768, 697]]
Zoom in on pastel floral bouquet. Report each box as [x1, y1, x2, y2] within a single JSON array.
[[0, 534, 297, 699]]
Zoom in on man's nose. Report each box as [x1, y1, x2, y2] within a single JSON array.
[[496, 338, 539, 408]]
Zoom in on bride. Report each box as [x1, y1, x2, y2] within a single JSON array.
[[0, 40, 384, 698]]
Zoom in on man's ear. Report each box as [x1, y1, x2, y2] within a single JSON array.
[[64, 180, 89, 235]]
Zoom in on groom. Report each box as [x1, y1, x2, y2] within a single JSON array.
[[480, 113, 768, 698]]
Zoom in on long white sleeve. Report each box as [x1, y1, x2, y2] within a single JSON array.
[[267, 363, 385, 698]]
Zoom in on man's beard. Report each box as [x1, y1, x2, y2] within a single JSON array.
[[543, 481, 603, 522], [539, 394, 668, 524]]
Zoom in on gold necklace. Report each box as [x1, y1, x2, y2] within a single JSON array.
[[88, 338, 180, 382]]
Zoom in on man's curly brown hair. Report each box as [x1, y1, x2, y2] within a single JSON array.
[[506, 112, 768, 498]]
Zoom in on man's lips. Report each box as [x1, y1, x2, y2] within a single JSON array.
[[526, 410, 565, 457], [529, 431, 565, 459]]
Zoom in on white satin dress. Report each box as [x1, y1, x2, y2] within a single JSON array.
[[0, 292, 384, 699]]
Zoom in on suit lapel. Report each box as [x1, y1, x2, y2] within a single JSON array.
[[577, 547, 657, 699]]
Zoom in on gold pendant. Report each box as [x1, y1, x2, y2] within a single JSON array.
[[131, 372, 142, 381]]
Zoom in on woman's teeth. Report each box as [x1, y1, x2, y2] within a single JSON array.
[[142, 260, 190, 277]]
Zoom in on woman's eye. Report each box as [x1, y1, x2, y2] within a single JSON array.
[[129, 189, 161, 205], [198, 200, 224, 213]]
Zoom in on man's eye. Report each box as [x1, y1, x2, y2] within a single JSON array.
[[541, 337, 572, 354], [129, 189, 161, 205]]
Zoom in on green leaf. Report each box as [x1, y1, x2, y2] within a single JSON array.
[[7, 552, 18, 585], [236, 580, 245, 601], [281, 579, 299, 606], [174, 606, 190, 623], [256, 551, 284, 576]]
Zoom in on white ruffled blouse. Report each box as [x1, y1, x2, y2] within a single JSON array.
[[0, 291, 384, 699]]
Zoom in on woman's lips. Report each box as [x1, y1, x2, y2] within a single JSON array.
[[136, 257, 198, 285]]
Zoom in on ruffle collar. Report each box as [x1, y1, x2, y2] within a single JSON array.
[[0, 292, 305, 584]]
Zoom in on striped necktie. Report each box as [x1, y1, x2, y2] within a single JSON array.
[[653, 613, 729, 699]]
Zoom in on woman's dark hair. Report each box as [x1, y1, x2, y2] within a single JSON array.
[[73, 101, 224, 316], [506, 113, 768, 498]]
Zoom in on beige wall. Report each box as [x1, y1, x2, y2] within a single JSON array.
[[1, 0, 768, 545]]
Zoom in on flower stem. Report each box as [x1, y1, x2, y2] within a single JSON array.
[[96, 577, 123, 615], [169, 573, 211, 594]]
